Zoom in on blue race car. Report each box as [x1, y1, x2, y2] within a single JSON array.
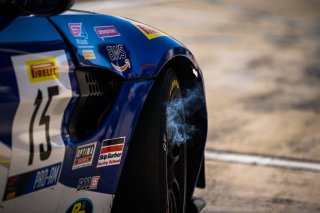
[[0, 0, 207, 212]]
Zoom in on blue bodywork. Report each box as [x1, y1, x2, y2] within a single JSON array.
[[0, 10, 206, 211], [49, 13, 199, 79]]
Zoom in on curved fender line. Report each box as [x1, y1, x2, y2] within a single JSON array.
[[153, 46, 200, 78]]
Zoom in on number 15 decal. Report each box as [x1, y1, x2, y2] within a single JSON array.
[[10, 50, 71, 178], [29, 86, 59, 165]]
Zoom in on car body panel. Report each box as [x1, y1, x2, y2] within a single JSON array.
[[59, 80, 154, 195], [49, 13, 199, 79], [0, 16, 75, 211], [0, 10, 206, 213]]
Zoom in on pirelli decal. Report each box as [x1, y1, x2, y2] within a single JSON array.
[[26, 58, 59, 83], [132, 22, 166, 40]]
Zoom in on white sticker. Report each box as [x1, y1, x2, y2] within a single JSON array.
[[9, 50, 72, 182], [97, 137, 125, 168], [72, 142, 96, 170]]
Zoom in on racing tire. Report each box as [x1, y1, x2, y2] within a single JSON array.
[[112, 68, 187, 213]]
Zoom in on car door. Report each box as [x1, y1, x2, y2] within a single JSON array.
[[0, 15, 74, 212]]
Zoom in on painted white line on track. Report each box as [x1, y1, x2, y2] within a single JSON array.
[[205, 150, 320, 172]]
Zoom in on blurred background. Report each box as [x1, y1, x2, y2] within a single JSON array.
[[74, 0, 320, 212]]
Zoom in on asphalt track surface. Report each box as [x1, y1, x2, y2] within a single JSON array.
[[75, 0, 320, 212]]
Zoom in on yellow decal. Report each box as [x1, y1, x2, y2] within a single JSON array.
[[26, 58, 59, 83], [170, 79, 180, 95], [82, 50, 96, 60], [71, 202, 85, 213], [6, 192, 16, 200], [132, 22, 166, 40]]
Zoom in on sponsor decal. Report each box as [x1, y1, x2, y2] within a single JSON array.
[[76, 39, 88, 45], [66, 198, 93, 213], [132, 22, 166, 40], [94, 26, 120, 39], [68, 23, 88, 38], [26, 58, 59, 83], [68, 23, 89, 45], [3, 163, 61, 201], [111, 59, 130, 72], [97, 137, 125, 168], [106, 44, 131, 72], [77, 176, 100, 191], [72, 142, 96, 170], [82, 50, 96, 60]]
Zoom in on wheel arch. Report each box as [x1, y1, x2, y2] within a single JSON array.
[[112, 55, 207, 212], [158, 56, 208, 199]]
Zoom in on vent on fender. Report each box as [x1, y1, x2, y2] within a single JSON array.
[[69, 69, 120, 141]]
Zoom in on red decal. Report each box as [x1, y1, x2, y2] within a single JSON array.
[[68, 23, 82, 37], [89, 176, 100, 190], [136, 23, 158, 35], [100, 144, 124, 154], [94, 26, 120, 38]]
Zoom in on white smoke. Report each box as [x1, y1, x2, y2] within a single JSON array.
[[166, 85, 204, 146]]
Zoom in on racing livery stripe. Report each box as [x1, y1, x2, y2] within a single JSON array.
[[3, 163, 61, 201], [102, 137, 124, 146], [100, 144, 124, 154]]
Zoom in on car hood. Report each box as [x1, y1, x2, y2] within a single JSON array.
[[49, 12, 198, 80]]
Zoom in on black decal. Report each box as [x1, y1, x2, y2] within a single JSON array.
[[29, 90, 43, 165], [29, 86, 59, 165], [39, 86, 59, 161]]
